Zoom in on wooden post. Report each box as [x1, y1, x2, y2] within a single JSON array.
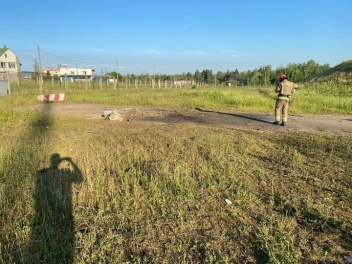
[[65, 74, 68, 90], [5, 71, 11, 96]]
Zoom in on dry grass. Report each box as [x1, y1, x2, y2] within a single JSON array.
[[1, 108, 351, 263], [1, 83, 351, 263]]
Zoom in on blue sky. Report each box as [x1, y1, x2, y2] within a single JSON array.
[[2, 0, 351, 74]]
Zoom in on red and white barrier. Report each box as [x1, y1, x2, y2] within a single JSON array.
[[38, 93, 67, 102]]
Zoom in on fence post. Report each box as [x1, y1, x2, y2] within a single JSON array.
[[6, 71, 11, 96], [65, 74, 68, 90]]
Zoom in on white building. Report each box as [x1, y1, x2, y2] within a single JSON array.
[[44, 64, 95, 82]]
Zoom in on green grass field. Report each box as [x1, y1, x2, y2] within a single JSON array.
[[6, 80, 352, 114], [1, 81, 351, 263]]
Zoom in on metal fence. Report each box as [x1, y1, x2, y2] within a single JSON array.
[[0, 70, 222, 92]]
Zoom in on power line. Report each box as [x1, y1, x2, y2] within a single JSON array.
[[12, 49, 36, 52], [16, 47, 178, 74], [41, 50, 115, 65]]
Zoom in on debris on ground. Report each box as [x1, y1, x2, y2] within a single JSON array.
[[102, 108, 140, 121], [225, 199, 232, 205]]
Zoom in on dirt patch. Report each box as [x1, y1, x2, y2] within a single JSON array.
[[20, 102, 352, 135]]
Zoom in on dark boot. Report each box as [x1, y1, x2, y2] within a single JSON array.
[[273, 121, 279, 125], [281, 122, 286, 126]]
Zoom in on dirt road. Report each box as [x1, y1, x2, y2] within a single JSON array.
[[25, 102, 352, 135]]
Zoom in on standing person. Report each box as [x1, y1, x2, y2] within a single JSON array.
[[273, 75, 299, 126]]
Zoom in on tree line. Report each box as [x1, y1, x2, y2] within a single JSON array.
[[107, 60, 331, 86]]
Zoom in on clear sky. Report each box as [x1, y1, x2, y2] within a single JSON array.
[[2, 0, 351, 74]]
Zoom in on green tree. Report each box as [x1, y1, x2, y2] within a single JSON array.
[[194, 70, 201, 83], [201, 69, 214, 84]]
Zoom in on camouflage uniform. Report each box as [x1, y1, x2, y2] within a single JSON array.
[[274, 78, 298, 125]]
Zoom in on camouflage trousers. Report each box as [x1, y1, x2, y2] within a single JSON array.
[[275, 99, 290, 123]]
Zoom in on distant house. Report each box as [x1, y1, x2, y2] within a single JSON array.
[[0, 45, 22, 81], [43, 64, 95, 82]]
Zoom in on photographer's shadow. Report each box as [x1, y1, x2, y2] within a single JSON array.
[[29, 153, 83, 263]]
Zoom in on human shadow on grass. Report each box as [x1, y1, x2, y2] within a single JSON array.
[[26, 102, 83, 263], [28, 153, 83, 263], [195, 107, 273, 124]]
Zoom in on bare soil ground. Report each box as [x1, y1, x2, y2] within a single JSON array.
[[23, 102, 352, 135]]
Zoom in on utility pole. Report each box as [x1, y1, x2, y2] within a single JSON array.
[[34, 58, 38, 72], [31, 41, 43, 93]]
